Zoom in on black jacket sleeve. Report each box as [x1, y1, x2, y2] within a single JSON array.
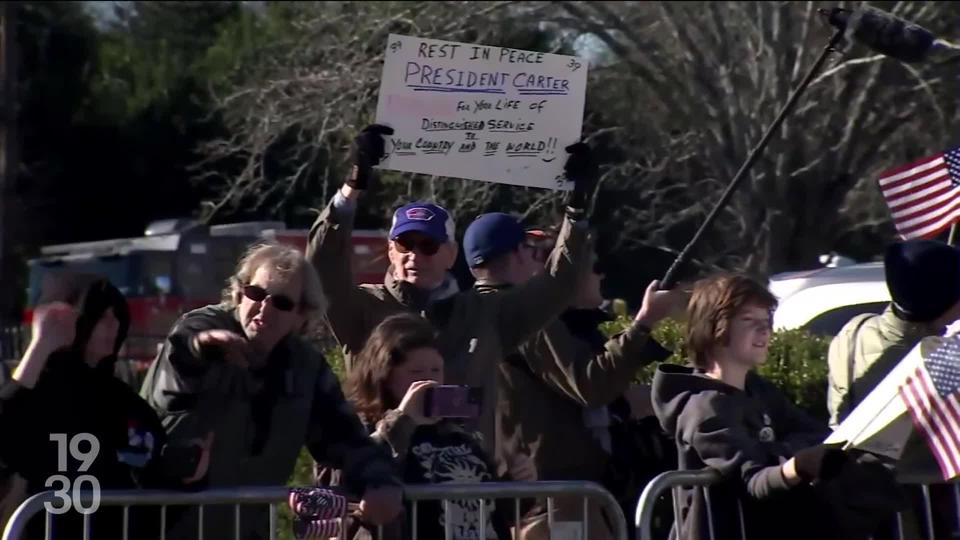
[[304, 358, 400, 496], [0, 381, 44, 481]]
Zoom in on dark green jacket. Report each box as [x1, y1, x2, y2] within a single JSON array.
[[141, 304, 399, 540]]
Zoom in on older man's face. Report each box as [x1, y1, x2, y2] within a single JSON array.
[[237, 264, 305, 356], [387, 231, 458, 290]]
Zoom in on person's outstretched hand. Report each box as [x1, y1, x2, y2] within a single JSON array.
[[348, 124, 395, 190], [564, 142, 599, 211]]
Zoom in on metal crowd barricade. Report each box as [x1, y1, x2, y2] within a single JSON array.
[[635, 469, 723, 540], [635, 469, 960, 540], [3, 481, 628, 540]]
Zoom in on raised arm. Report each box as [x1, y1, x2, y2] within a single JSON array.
[[306, 125, 394, 366], [524, 281, 680, 407], [497, 146, 604, 352], [0, 304, 77, 481]]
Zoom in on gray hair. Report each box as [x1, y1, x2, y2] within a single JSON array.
[[222, 242, 328, 322]]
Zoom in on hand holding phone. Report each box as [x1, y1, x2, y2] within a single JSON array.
[[397, 380, 441, 426], [423, 385, 482, 419]]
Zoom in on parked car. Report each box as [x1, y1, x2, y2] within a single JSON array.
[[769, 262, 890, 336]]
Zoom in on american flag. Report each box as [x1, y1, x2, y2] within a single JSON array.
[[878, 147, 960, 240], [899, 336, 960, 480]]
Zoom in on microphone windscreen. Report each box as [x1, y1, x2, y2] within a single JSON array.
[[846, 6, 936, 63]]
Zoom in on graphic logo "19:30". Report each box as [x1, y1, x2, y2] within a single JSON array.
[[44, 433, 101, 515]]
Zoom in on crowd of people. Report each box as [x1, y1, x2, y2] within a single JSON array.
[[0, 123, 957, 540]]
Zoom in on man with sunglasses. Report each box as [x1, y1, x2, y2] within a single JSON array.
[[141, 243, 402, 540], [308, 124, 596, 453]]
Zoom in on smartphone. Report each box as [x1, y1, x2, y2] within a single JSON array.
[[423, 385, 483, 418]]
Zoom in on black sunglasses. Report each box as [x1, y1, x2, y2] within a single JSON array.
[[394, 235, 441, 256], [242, 285, 297, 312]]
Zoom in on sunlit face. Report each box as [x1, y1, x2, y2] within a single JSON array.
[[387, 232, 458, 290], [385, 346, 444, 404], [237, 265, 305, 354], [85, 307, 120, 366], [720, 303, 773, 368]]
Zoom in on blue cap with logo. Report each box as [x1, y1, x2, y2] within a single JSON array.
[[463, 213, 527, 268], [390, 202, 455, 242]]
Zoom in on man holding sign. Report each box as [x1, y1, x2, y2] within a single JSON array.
[[307, 121, 595, 455]]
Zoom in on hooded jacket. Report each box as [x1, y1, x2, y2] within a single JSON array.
[[651, 364, 828, 539], [0, 279, 167, 539]]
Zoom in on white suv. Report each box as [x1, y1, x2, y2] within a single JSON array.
[[768, 262, 890, 336]]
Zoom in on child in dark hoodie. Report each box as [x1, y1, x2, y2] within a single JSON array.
[[652, 274, 903, 540], [0, 277, 207, 539]]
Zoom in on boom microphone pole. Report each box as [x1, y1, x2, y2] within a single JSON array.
[[658, 24, 844, 289], [658, 6, 947, 289]]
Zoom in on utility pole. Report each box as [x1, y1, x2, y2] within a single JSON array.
[[0, 1, 17, 322]]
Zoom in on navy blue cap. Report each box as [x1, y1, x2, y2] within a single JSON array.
[[884, 239, 960, 322], [464, 213, 526, 268], [390, 202, 455, 242]]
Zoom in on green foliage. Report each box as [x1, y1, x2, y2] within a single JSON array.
[[759, 329, 831, 421], [325, 346, 347, 383], [602, 315, 831, 419], [89, 1, 245, 122]]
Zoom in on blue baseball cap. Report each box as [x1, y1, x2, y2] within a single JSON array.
[[464, 213, 526, 268], [390, 202, 455, 243]]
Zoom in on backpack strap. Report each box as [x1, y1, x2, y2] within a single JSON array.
[[845, 313, 878, 413]]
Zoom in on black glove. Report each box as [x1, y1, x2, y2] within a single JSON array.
[[564, 142, 599, 212], [349, 124, 394, 190], [793, 443, 848, 483]]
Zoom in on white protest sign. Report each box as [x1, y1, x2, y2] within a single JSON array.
[[374, 34, 589, 191]]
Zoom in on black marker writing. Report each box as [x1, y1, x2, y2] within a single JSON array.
[[470, 46, 492, 60]]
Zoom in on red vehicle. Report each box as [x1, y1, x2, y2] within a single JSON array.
[[23, 219, 388, 366]]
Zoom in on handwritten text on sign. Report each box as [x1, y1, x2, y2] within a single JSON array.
[[375, 34, 589, 191]]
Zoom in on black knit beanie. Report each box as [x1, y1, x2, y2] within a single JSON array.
[[884, 240, 960, 322]]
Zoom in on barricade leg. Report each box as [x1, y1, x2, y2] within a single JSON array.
[[954, 484, 960, 537], [443, 499, 452, 540], [268, 503, 276, 540], [515, 495, 613, 539], [922, 486, 934, 540], [480, 498, 487, 540]]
